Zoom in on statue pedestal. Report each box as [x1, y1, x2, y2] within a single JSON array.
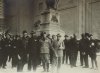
[[37, 9, 64, 35]]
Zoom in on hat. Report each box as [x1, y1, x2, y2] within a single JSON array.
[[89, 34, 93, 37], [47, 34, 50, 37], [42, 32, 46, 34], [64, 35, 68, 37], [57, 34, 61, 37], [40, 31, 46, 37], [15, 35, 19, 38], [85, 33, 90, 37], [23, 30, 27, 34]]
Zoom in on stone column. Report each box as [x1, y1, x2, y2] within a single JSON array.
[[78, 0, 86, 36]]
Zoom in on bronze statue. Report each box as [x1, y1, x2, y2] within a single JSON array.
[[45, 0, 59, 10]]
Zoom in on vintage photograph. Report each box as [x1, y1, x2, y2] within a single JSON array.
[[0, 0, 100, 73]]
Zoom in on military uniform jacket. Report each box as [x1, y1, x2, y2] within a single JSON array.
[[56, 39, 65, 57], [40, 38, 51, 54]]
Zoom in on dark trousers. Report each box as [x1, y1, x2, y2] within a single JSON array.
[[2, 54, 8, 68], [90, 53, 98, 68], [84, 54, 89, 67], [50, 49, 53, 64], [70, 52, 77, 67], [63, 50, 70, 64], [70, 53, 75, 67], [12, 55, 18, 68], [66, 51, 70, 64], [28, 54, 38, 71], [63, 50, 66, 64], [17, 60, 24, 72], [80, 52, 84, 66], [0, 51, 3, 68], [74, 52, 78, 66], [17, 55, 27, 72]]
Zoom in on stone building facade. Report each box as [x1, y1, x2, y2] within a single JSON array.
[[2, 0, 100, 39], [0, 0, 4, 33], [32, 0, 100, 39], [4, 0, 34, 34]]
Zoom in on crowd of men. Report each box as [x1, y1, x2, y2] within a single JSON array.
[[0, 30, 99, 72]]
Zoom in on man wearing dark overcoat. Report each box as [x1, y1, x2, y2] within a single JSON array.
[[28, 31, 40, 71]]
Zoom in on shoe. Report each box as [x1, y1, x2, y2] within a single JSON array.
[[80, 64, 83, 66], [94, 67, 98, 70], [42, 70, 46, 72], [90, 67, 94, 69], [74, 65, 77, 67], [47, 69, 49, 72], [3, 66, 6, 69], [71, 66, 73, 68], [83, 66, 89, 68]]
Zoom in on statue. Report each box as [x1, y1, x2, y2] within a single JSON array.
[[45, 0, 59, 10], [51, 15, 58, 23]]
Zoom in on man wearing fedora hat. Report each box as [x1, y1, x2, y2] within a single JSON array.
[[63, 35, 70, 64], [82, 33, 90, 68], [89, 35, 98, 69]]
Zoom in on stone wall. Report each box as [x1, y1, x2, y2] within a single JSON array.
[[4, 0, 34, 34], [3, 0, 100, 38], [0, 0, 4, 32]]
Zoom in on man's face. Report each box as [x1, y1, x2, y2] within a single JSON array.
[[30, 33, 35, 37], [65, 37, 68, 39], [53, 35, 57, 40], [43, 34, 47, 38], [16, 37, 19, 40], [23, 33, 28, 37], [57, 36, 61, 40], [6, 35, 10, 39]]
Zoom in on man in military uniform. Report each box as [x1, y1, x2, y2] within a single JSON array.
[[47, 34, 53, 64], [27, 31, 40, 71], [51, 35, 58, 73], [40, 32, 52, 72], [56, 34, 65, 72]]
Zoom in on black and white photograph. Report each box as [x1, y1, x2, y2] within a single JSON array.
[[0, 0, 100, 73]]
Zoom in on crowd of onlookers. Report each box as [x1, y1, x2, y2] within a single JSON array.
[[0, 30, 100, 72]]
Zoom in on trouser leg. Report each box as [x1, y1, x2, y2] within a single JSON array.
[[74, 52, 78, 66], [2, 55, 8, 68], [84, 54, 89, 67], [57, 57, 62, 69], [80, 53, 84, 66], [63, 50, 66, 64], [66, 52, 69, 64], [28, 55, 32, 71]]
